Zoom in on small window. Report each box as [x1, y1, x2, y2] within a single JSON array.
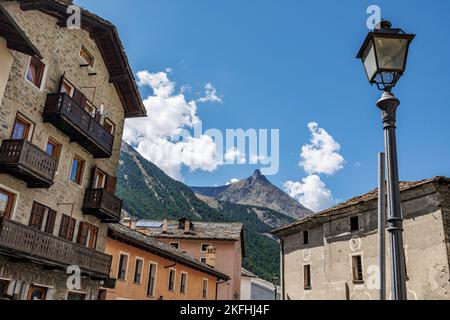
[[46, 137, 61, 161], [11, 113, 33, 141], [29, 201, 57, 235], [303, 231, 309, 245], [77, 222, 98, 249], [67, 292, 86, 300], [104, 118, 115, 135], [134, 258, 144, 284], [59, 214, 76, 242], [26, 56, 45, 89], [0, 279, 10, 299], [93, 169, 107, 189], [27, 285, 47, 301], [304, 265, 311, 290], [350, 216, 360, 232], [170, 243, 180, 250], [201, 244, 211, 252], [180, 272, 187, 294], [70, 155, 85, 185], [61, 79, 74, 97], [117, 254, 129, 281], [168, 269, 176, 292], [352, 255, 364, 284], [147, 263, 157, 297], [200, 257, 207, 264], [202, 279, 208, 299], [0, 187, 16, 219], [79, 46, 95, 68]]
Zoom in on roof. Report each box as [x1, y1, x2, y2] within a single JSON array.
[[108, 224, 229, 281], [136, 220, 244, 241], [272, 176, 450, 236], [17, 0, 146, 118], [0, 3, 41, 57], [241, 268, 257, 278]]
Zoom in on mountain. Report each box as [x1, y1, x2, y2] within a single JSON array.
[[191, 170, 313, 220], [117, 142, 293, 280]]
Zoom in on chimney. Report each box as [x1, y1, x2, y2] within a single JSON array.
[[162, 219, 168, 234], [206, 246, 216, 268], [184, 220, 191, 234], [121, 217, 137, 229]]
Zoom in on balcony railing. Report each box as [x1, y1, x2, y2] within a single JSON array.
[[0, 218, 112, 278], [83, 189, 122, 223], [44, 93, 114, 158], [0, 140, 57, 188]]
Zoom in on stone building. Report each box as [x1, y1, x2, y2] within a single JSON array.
[[124, 217, 244, 300], [0, 0, 145, 300], [241, 268, 280, 300], [272, 177, 450, 300], [103, 224, 229, 300]]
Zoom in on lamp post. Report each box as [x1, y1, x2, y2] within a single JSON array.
[[272, 276, 280, 301], [357, 20, 415, 300]]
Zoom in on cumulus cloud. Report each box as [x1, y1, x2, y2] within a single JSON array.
[[284, 175, 333, 212], [198, 83, 223, 103], [124, 70, 221, 181], [300, 122, 344, 175], [226, 178, 240, 186]]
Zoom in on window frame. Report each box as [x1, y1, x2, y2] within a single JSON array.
[[201, 243, 211, 253], [117, 252, 129, 281], [79, 45, 96, 69], [10, 112, 34, 141], [29, 201, 57, 234], [147, 262, 158, 298], [180, 272, 188, 295], [46, 137, 62, 167], [0, 187, 16, 219], [133, 258, 144, 285], [69, 154, 86, 186], [0, 279, 10, 299], [170, 242, 180, 250], [202, 279, 208, 299], [351, 254, 364, 284], [350, 216, 360, 232], [303, 230, 309, 245], [103, 118, 115, 135], [59, 214, 76, 242], [303, 264, 312, 290], [168, 268, 176, 292], [25, 56, 46, 90]]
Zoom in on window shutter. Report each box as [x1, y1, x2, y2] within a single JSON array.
[[88, 225, 98, 249], [77, 222, 89, 246], [59, 215, 69, 239], [105, 175, 117, 194], [29, 202, 45, 230], [73, 89, 87, 108], [44, 209, 57, 235], [67, 218, 76, 242]]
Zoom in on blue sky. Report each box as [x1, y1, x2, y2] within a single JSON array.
[[78, 0, 450, 210]]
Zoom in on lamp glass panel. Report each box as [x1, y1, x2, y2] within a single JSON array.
[[362, 41, 377, 81], [374, 37, 408, 71]]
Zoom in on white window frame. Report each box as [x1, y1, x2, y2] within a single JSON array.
[[147, 261, 158, 298], [201, 243, 211, 253], [180, 272, 188, 295], [133, 257, 144, 285], [350, 253, 365, 284], [168, 268, 176, 292], [202, 278, 208, 299], [117, 252, 130, 282]]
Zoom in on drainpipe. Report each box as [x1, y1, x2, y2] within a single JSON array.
[[280, 238, 286, 300]]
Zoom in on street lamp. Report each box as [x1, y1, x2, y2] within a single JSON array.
[[357, 20, 415, 301], [272, 276, 280, 301]]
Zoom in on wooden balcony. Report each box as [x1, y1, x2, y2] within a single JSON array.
[[0, 218, 112, 279], [0, 140, 57, 188], [83, 189, 122, 223], [43, 93, 114, 158]]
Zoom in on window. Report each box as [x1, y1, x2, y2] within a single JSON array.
[[29, 201, 57, 235], [303, 231, 309, 245], [0, 188, 15, 219], [180, 272, 187, 294], [67, 292, 86, 300], [202, 279, 208, 299], [103, 118, 115, 135], [46, 138, 61, 161], [70, 155, 85, 185], [59, 214, 76, 242], [85, 100, 97, 117], [304, 265, 312, 290], [147, 263, 157, 297], [350, 216, 360, 232], [134, 258, 144, 284], [352, 255, 364, 284], [168, 269, 176, 292], [200, 258, 207, 264], [201, 243, 211, 252], [170, 243, 180, 250], [26, 56, 45, 89], [77, 222, 98, 249], [11, 113, 33, 141], [117, 253, 129, 281], [93, 168, 107, 189], [0, 279, 9, 299], [61, 79, 74, 97], [79, 46, 95, 68], [27, 286, 47, 301]]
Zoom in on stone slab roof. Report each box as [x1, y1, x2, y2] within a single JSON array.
[[272, 176, 449, 236], [108, 223, 229, 280]]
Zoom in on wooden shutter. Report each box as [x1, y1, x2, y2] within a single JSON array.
[[67, 218, 76, 242], [59, 215, 69, 239], [73, 88, 87, 108], [77, 222, 89, 246], [44, 209, 57, 234], [29, 202, 45, 230], [88, 225, 98, 249], [105, 176, 117, 194]]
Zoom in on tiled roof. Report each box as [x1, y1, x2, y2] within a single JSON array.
[[241, 268, 257, 278], [108, 224, 229, 280], [272, 176, 449, 235], [137, 220, 244, 241]]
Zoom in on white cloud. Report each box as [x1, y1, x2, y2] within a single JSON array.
[[300, 122, 344, 175], [198, 82, 223, 103], [225, 147, 246, 164], [124, 70, 221, 181], [284, 175, 333, 212], [226, 178, 240, 186]]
